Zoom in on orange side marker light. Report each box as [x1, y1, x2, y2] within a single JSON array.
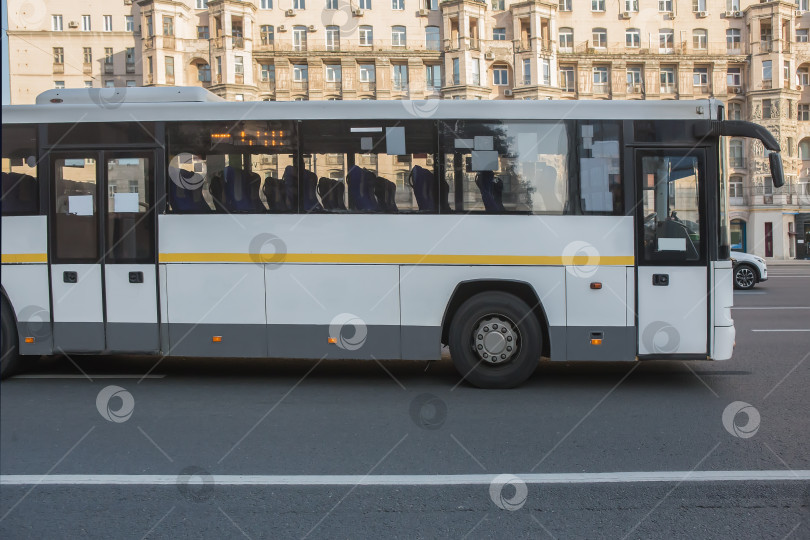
[[328, 337, 337, 344], [212, 336, 222, 343], [24, 337, 35, 344], [590, 339, 603, 345]]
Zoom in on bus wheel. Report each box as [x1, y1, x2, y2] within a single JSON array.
[[1, 296, 21, 380], [449, 292, 541, 389]]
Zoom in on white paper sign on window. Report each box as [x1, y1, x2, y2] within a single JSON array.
[[68, 195, 94, 216], [385, 126, 406, 155], [114, 192, 140, 213]]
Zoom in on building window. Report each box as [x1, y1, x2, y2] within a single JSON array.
[[492, 0, 505, 9], [729, 139, 744, 168], [85, 81, 93, 88], [261, 0, 272, 8], [729, 177, 743, 199], [472, 59, 480, 85], [326, 26, 340, 50], [392, 64, 408, 91], [787, 137, 794, 158], [800, 138, 810, 158], [659, 29, 674, 52], [104, 47, 113, 65], [148, 56, 154, 76], [692, 0, 706, 10], [560, 66, 575, 92], [294, 0, 306, 9], [592, 28, 607, 49], [103, 15, 112, 32], [541, 58, 550, 85], [126, 47, 135, 66], [196, 0, 209, 8], [728, 102, 742, 120], [452, 57, 460, 85], [799, 0, 809, 9], [727, 29, 741, 51], [260, 64, 274, 82], [146, 15, 153, 37], [426, 26, 440, 50], [359, 63, 376, 82], [693, 67, 709, 91], [592, 0, 605, 11], [234, 56, 244, 75], [126, 80, 136, 87], [593, 66, 609, 93], [359, 26, 373, 45], [762, 60, 773, 85], [493, 66, 508, 86], [55, 81, 65, 89], [762, 99, 772, 119], [659, 0, 672, 11], [235, 94, 244, 101], [125, 16, 134, 32], [293, 26, 307, 51], [798, 29, 809, 43], [392, 26, 406, 46], [105, 80, 115, 88], [83, 47, 92, 64], [360, 0, 372, 8], [559, 0, 572, 10], [197, 26, 210, 39], [293, 64, 308, 81], [522, 58, 531, 85], [660, 66, 676, 93], [52, 15, 63, 31], [426, 64, 441, 89], [165, 56, 175, 79], [53, 47, 64, 64], [163, 16, 173, 36], [627, 66, 642, 93], [82, 15, 91, 31], [392, 0, 404, 9], [693, 29, 707, 50], [260, 25, 274, 45], [198, 63, 211, 82], [559, 28, 573, 50], [626, 28, 640, 48], [428, 0, 438, 9], [325, 64, 342, 82], [327, 0, 338, 8], [625, 0, 639, 11], [798, 67, 810, 86]]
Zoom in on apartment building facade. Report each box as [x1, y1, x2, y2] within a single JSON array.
[[6, 0, 810, 258]]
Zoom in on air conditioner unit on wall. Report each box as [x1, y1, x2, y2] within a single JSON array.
[[417, 8, 429, 16], [665, 12, 676, 20], [697, 11, 708, 18], [308, 25, 316, 31], [485, 51, 494, 59], [732, 87, 742, 94], [278, 25, 287, 32], [352, 8, 364, 16], [504, 89, 513, 96], [285, 9, 295, 16], [68, 21, 78, 28], [734, 11, 743, 18], [724, 10, 734, 17], [620, 12, 631, 19]]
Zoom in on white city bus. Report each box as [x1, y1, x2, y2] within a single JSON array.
[[0, 88, 785, 387]]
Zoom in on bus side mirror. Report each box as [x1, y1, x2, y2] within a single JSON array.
[[769, 153, 785, 188]]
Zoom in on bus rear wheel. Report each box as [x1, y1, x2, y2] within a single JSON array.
[[1, 296, 21, 380], [449, 292, 541, 389]]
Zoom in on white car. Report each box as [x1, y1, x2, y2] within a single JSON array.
[[731, 251, 768, 290]]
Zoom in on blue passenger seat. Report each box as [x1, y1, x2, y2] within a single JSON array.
[[475, 171, 505, 213], [170, 177, 212, 213], [300, 170, 323, 212], [263, 176, 288, 212], [318, 177, 346, 211], [347, 165, 381, 211], [409, 165, 437, 212], [374, 176, 398, 213], [282, 165, 298, 211]]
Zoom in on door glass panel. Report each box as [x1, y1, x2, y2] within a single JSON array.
[[640, 153, 703, 262], [54, 156, 98, 262], [106, 155, 154, 263]]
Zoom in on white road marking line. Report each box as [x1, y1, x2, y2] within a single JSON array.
[[14, 374, 166, 380], [2, 471, 810, 486], [732, 307, 810, 310], [751, 329, 810, 333]]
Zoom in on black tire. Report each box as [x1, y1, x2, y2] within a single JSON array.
[[1, 296, 21, 380], [449, 291, 542, 389], [733, 264, 757, 290]]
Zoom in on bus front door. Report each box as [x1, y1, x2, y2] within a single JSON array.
[[50, 151, 159, 353], [635, 149, 708, 357]]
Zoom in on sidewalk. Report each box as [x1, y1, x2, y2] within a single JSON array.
[[767, 259, 810, 265]]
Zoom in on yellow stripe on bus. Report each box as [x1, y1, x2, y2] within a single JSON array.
[[1, 253, 48, 264], [158, 253, 635, 266]]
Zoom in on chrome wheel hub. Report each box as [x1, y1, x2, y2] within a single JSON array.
[[735, 267, 755, 288], [472, 316, 519, 364]]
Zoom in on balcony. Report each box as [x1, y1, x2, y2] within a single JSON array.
[[292, 80, 309, 91], [258, 79, 276, 91], [660, 85, 677, 95], [144, 36, 155, 49], [626, 83, 644, 94], [561, 84, 575, 93], [83, 63, 92, 74], [53, 63, 64, 74], [235, 74, 244, 84], [163, 36, 175, 49], [104, 63, 114, 75], [593, 83, 610, 94], [358, 81, 376, 92], [126, 63, 136, 74], [730, 157, 746, 169], [324, 81, 342, 91], [694, 85, 711, 94], [233, 36, 244, 49], [727, 85, 743, 95]]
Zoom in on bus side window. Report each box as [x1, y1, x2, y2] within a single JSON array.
[[1, 125, 39, 216], [166, 121, 296, 214], [300, 119, 438, 214], [577, 121, 623, 216], [439, 120, 571, 215]]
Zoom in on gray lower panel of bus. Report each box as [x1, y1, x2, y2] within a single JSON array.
[[26, 323, 636, 362]]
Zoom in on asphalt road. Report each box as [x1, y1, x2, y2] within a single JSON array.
[[2, 264, 809, 539]]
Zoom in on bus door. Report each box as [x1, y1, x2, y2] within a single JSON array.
[[50, 150, 159, 353], [635, 148, 708, 357]]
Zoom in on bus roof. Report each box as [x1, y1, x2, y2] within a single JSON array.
[[3, 87, 717, 125]]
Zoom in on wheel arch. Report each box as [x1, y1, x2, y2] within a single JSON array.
[[440, 279, 551, 357]]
